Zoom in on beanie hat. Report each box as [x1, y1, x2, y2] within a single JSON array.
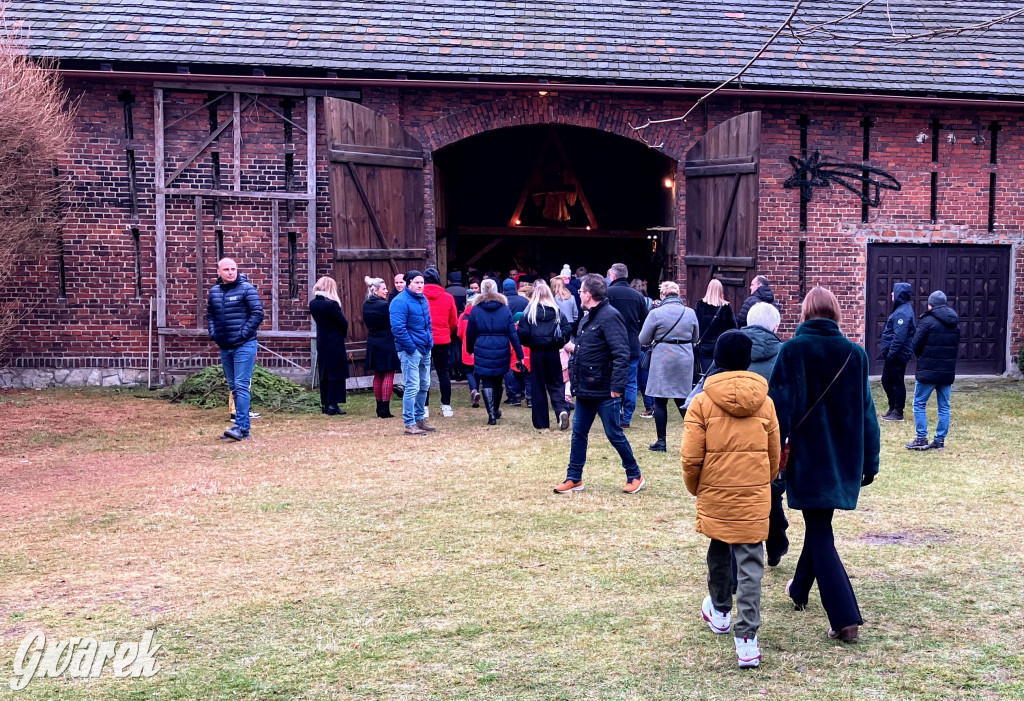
[[405, 269, 424, 284], [928, 290, 947, 307], [424, 267, 441, 285], [714, 330, 753, 372], [502, 278, 517, 294], [560, 264, 572, 279], [447, 271, 462, 285]]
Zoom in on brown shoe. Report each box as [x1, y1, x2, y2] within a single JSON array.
[[404, 424, 427, 436], [553, 479, 584, 494], [416, 419, 437, 432], [828, 624, 859, 643], [622, 477, 646, 494]]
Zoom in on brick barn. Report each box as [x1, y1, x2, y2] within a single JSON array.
[[3, 1, 1023, 387]]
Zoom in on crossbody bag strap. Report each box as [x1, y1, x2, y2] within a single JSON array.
[[791, 350, 855, 433], [652, 305, 687, 346], [694, 304, 725, 348]]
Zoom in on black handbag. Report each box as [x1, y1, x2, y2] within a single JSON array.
[[640, 306, 687, 372]]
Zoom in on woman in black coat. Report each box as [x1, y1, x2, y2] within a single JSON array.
[[693, 279, 737, 384], [518, 280, 573, 431], [308, 276, 349, 416], [363, 276, 402, 419], [467, 279, 525, 425]]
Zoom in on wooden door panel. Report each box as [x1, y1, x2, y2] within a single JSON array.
[[685, 112, 760, 309]]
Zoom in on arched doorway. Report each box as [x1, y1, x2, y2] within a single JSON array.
[[433, 124, 678, 290]]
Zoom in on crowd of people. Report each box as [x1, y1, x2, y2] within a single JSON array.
[[204, 255, 963, 669]]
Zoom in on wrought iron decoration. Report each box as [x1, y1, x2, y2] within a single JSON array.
[[784, 150, 901, 206]]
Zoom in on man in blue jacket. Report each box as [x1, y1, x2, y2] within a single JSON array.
[[207, 258, 265, 441], [879, 282, 916, 421], [906, 290, 960, 451], [391, 270, 435, 435]]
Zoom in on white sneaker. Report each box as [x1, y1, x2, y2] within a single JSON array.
[[735, 635, 761, 668], [441, 404, 454, 418], [701, 595, 732, 634], [423, 406, 429, 418]]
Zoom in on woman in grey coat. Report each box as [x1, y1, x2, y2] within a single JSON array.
[[638, 280, 699, 452]]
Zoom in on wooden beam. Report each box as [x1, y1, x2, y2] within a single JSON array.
[[461, 226, 651, 239], [156, 187, 312, 200], [335, 248, 426, 261], [683, 162, 757, 178], [271, 200, 280, 331], [159, 328, 315, 339], [195, 196, 204, 330], [247, 95, 307, 134], [164, 114, 235, 187], [306, 96, 318, 370], [155, 81, 306, 97], [548, 126, 599, 229], [683, 255, 756, 268], [154, 87, 167, 327], [344, 161, 399, 276], [232, 92, 241, 191], [685, 156, 755, 168], [464, 238, 504, 267], [164, 92, 227, 131], [329, 143, 423, 158], [329, 148, 424, 169]]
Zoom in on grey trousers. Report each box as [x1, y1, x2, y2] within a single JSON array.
[[707, 539, 765, 638]]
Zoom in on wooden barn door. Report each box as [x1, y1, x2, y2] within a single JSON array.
[[325, 98, 426, 359], [684, 111, 760, 309]]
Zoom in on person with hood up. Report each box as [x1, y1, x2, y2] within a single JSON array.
[[503, 277, 529, 315], [207, 257, 265, 441], [518, 279, 573, 430], [308, 276, 350, 417], [737, 275, 778, 328], [390, 269, 435, 436], [879, 282, 916, 422], [422, 267, 459, 418], [682, 330, 781, 669], [768, 286, 880, 645], [905, 290, 960, 451], [467, 279, 525, 425]]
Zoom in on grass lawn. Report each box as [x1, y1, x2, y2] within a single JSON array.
[[1, 378, 1022, 700]]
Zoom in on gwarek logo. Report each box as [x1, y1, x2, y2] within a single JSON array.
[[9, 629, 161, 690]]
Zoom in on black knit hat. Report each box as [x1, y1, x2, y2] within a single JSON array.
[[405, 269, 424, 283], [713, 330, 753, 372], [424, 267, 441, 285]]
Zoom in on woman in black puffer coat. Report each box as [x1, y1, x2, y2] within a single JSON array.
[[363, 276, 402, 418], [467, 279, 525, 425], [518, 280, 573, 430]]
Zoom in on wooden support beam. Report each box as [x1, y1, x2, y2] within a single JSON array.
[[232, 92, 241, 191], [335, 248, 425, 261], [158, 327, 315, 339], [155, 81, 306, 97], [195, 196, 204, 330], [164, 92, 226, 131], [156, 187, 311, 200], [683, 162, 757, 178], [164, 114, 235, 187], [154, 87, 167, 328], [306, 96, 318, 371], [271, 200, 280, 331], [329, 148, 423, 169], [464, 238, 504, 267], [683, 255, 756, 268], [461, 226, 650, 239], [247, 95, 308, 134]]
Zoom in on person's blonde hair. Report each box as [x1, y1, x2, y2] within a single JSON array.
[[313, 276, 341, 305], [550, 276, 572, 300], [659, 280, 680, 298], [800, 285, 841, 324], [364, 275, 385, 301], [702, 279, 727, 306], [526, 279, 560, 325]]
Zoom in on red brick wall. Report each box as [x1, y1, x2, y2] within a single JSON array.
[[5, 79, 1023, 373]]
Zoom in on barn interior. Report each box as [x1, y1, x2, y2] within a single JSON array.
[[433, 125, 677, 289]]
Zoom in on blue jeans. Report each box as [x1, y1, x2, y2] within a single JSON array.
[[913, 382, 952, 440], [220, 338, 257, 434], [620, 356, 641, 424], [567, 396, 640, 482], [399, 349, 431, 426]]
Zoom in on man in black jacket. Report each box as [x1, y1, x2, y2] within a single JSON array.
[[207, 258, 265, 441], [555, 274, 645, 495], [737, 276, 777, 328], [879, 282, 916, 421], [605, 262, 648, 428], [906, 290, 960, 451]]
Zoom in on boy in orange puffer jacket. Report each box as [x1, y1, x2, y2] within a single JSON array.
[[681, 330, 781, 669]]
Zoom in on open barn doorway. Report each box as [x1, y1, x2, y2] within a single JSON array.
[[433, 125, 677, 291]]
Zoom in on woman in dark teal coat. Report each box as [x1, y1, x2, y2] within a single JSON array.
[[768, 286, 880, 644]]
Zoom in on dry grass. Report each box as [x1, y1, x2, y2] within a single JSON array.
[[1, 380, 1022, 700]]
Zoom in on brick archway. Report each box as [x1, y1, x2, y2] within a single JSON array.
[[420, 96, 685, 162]]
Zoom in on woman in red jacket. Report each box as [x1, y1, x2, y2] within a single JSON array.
[[423, 267, 459, 417]]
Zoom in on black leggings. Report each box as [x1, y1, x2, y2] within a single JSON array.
[[427, 343, 452, 406], [654, 396, 686, 441]]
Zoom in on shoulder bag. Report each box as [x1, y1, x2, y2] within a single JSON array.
[[639, 305, 687, 372], [779, 350, 855, 471]]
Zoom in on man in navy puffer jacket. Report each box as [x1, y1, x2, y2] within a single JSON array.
[[207, 258, 264, 441], [879, 282, 916, 421]]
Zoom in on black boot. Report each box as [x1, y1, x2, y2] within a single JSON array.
[[649, 439, 667, 452], [481, 387, 498, 425], [327, 404, 347, 416], [376, 400, 394, 419]]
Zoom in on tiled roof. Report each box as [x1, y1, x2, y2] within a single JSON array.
[[6, 1, 1024, 98]]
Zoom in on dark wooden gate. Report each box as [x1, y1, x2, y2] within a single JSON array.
[[684, 111, 760, 308], [866, 244, 1010, 375], [325, 98, 426, 358]]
